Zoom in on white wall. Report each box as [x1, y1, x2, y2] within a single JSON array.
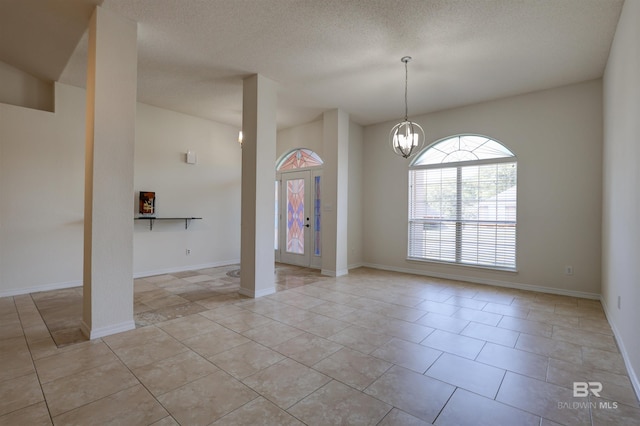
[[276, 118, 364, 270], [602, 0, 640, 398], [348, 121, 363, 268], [133, 103, 241, 276], [0, 83, 242, 296], [363, 80, 603, 297], [0, 83, 85, 296], [0, 60, 54, 112], [276, 119, 324, 160], [1, 83, 363, 296]]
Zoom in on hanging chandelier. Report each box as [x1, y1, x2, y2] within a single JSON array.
[[390, 56, 425, 158]]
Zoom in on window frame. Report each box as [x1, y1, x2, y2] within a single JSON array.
[[407, 135, 518, 272]]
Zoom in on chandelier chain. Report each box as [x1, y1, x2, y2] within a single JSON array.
[[404, 59, 409, 121]]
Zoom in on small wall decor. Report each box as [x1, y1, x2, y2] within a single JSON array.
[[139, 191, 156, 215]]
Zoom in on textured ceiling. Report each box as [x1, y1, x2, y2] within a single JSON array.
[[2, 0, 625, 129]]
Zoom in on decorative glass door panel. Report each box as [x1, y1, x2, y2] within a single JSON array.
[[286, 178, 305, 254], [314, 175, 321, 257]]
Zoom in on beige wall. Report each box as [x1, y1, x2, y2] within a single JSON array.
[[0, 83, 242, 296], [363, 79, 603, 297], [602, 0, 640, 398], [0, 60, 54, 112]]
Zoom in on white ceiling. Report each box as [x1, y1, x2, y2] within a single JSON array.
[[0, 0, 100, 81], [2, 0, 625, 130]]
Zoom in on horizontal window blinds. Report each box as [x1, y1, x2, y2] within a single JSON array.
[[408, 161, 517, 269]]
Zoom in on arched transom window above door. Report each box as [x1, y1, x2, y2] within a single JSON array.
[[277, 149, 323, 171]]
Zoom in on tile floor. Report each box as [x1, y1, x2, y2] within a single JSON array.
[[1, 264, 639, 425]]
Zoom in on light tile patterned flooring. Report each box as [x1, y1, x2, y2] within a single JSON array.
[[1, 264, 639, 425]]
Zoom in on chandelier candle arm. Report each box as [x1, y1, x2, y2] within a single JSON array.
[[390, 56, 425, 159]]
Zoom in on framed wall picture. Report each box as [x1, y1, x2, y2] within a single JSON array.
[[139, 191, 155, 216]]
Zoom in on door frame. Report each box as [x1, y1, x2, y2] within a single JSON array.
[[275, 168, 322, 268]]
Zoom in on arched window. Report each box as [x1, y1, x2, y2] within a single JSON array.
[[408, 135, 517, 270], [277, 148, 323, 171]]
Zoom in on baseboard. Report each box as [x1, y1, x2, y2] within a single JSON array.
[[348, 262, 364, 270], [133, 259, 240, 279], [361, 262, 601, 300], [1, 260, 241, 298], [0, 279, 82, 298], [321, 268, 349, 277], [238, 286, 276, 298], [80, 319, 136, 340], [600, 297, 640, 403]]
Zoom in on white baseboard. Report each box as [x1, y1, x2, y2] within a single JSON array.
[[361, 262, 601, 300], [238, 286, 276, 298], [1, 259, 242, 298], [321, 268, 349, 277], [133, 259, 240, 279], [80, 319, 136, 340], [0, 279, 82, 298], [600, 297, 640, 403]]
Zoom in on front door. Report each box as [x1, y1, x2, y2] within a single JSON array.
[[278, 170, 321, 267]]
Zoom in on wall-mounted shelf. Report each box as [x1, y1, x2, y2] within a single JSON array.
[[135, 217, 202, 230]]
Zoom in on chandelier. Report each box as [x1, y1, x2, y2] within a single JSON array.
[[390, 56, 425, 158]]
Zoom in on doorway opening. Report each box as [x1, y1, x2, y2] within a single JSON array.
[[275, 149, 323, 269]]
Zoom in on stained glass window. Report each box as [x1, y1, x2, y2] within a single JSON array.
[[274, 181, 279, 250], [314, 175, 321, 256], [277, 149, 323, 171], [286, 178, 305, 254]]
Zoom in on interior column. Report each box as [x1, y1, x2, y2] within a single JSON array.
[[321, 109, 349, 277], [82, 6, 137, 339], [240, 74, 277, 297]]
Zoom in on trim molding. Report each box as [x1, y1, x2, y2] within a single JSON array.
[[348, 262, 364, 270], [80, 319, 136, 340], [238, 287, 276, 298], [361, 262, 601, 300], [600, 297, 640, 402], [321, 268, 349, 277], [133, 259, 240, 279], [0, 259, 241, 298], [0, 279, 82, 298]]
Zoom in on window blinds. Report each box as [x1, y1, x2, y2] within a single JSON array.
[[408, 161, 517, 270]]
